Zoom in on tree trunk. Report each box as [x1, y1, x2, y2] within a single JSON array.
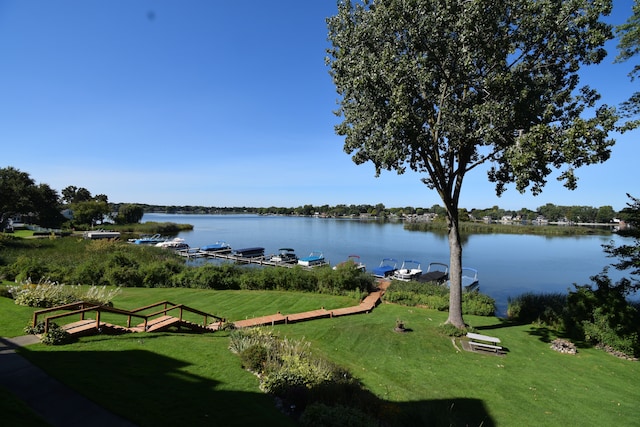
[[445, 209, 465, 328]]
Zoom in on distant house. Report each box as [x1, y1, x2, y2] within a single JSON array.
[[61, 209, 73, 220]]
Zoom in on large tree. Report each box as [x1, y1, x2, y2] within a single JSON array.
[[327, 0, 617, 327], [615, 0, 640, 129], [0, 166, 37, 229]]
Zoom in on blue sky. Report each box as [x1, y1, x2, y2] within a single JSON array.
[[0, 1, 637, 211]]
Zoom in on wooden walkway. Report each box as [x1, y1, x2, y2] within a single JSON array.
[[232, 280, 390, 328], [32, 281, 390, 339]]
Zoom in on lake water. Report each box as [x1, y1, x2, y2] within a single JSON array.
[[143, 213, 632, 316]]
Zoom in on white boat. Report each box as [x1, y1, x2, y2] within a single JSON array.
[[333, 254, 366, 272], [156, 238, 189, 250], [270, 248, 298, 264], [298, 251, 325, 267], [393, 260, 422, 281], [84, 230, 121, 240], [129, 234, 166, 245]]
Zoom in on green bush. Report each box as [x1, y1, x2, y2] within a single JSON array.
[[40, 324, 72, 345], [239, 344, 269, 373], [10, 280, 79, 307], [507, 292, 567, 329], [462, 291, 496, 316], [24, 320, 47, 335], [230, 328, 369, 415], [383, 281, 495, 316], [566, 274, 640, 357], [12, 255, 49, 282], [140, 260, 184, 288], [10, 279, 120, 308], [71, 261, 106, 286]]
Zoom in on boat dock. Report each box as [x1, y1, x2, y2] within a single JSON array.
[[176, 248, 329, 269]]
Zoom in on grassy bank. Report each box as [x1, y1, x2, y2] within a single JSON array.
[[405, 220, 613, 236], [1, 287, 638, 426]]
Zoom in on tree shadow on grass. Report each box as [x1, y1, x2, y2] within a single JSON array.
[[473, 318, 521, 332], [8, 335, 495, 427], [14, 345, 293, 427]]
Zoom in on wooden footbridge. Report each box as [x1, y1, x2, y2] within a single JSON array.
[[32, 301, 226, 336], [31, 281, 390, 338]]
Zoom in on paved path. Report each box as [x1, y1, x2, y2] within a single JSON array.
[[0, 336, 137, 427]]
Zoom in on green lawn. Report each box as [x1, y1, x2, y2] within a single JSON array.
[[1, 288, 638, 426]]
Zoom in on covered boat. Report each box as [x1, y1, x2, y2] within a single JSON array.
[[419, 262, 449, 283], [200, 241, 232, 253], [130, 234, 166, 245], [232, 247, 265, 258], [372, 258, 398, 278], [298, 251, 325, 267]]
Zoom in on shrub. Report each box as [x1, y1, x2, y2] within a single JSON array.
[[566, 274, 640, 357], [10, 279, 79, 307], [230, 328, 367, 414], [462, 291, 496, 316], [140, 260, 184, 288], [240, 344, 269, 373], [71, 261, 106, 286], [24, 321, 47, 335], [383, 281, 495, 316], [104, 266, 143, 287], [507, 292, 567, 329], [12, 255, 49, 282], [438, 323, 470, 337], [40, 324, 72, 345], [10, 279, 121, 308]]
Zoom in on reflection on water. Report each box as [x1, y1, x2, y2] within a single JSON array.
[[144, 213, 630, 316]]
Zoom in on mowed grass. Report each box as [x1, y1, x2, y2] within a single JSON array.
[[1, 287, 639, 426]]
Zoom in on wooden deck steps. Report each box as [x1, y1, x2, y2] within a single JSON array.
[[61, 319, 101, 335]]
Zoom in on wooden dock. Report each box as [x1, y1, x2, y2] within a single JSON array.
[[179, 249, 329, 269]]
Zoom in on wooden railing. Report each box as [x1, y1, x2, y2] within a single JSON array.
[[32, 301, 225, 333]]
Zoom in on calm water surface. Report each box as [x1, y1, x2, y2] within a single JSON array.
[[143, 213, 630, 316]]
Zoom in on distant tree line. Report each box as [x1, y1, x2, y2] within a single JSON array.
[[0, 166, 628, 230], [120, 202, 622, 224]]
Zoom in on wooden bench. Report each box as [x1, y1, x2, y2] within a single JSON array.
[[466, 332, 503, 353]]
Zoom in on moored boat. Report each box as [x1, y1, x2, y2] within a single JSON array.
[[333, 254, 366, 272], [130, 234, 166, 245], [446, 267, 479, 291], [372, 258, 398, 278], [155, 237, 189, 250], [232, 247, 265, 258], [419, 262, 449, 283], [298, 251, 325, 267], [200, 241, 232, 253], [84, 230, 121, 240], [461, 267, 479, 291], [393, 260, 422, 281], [270, 248, 298, 264]]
